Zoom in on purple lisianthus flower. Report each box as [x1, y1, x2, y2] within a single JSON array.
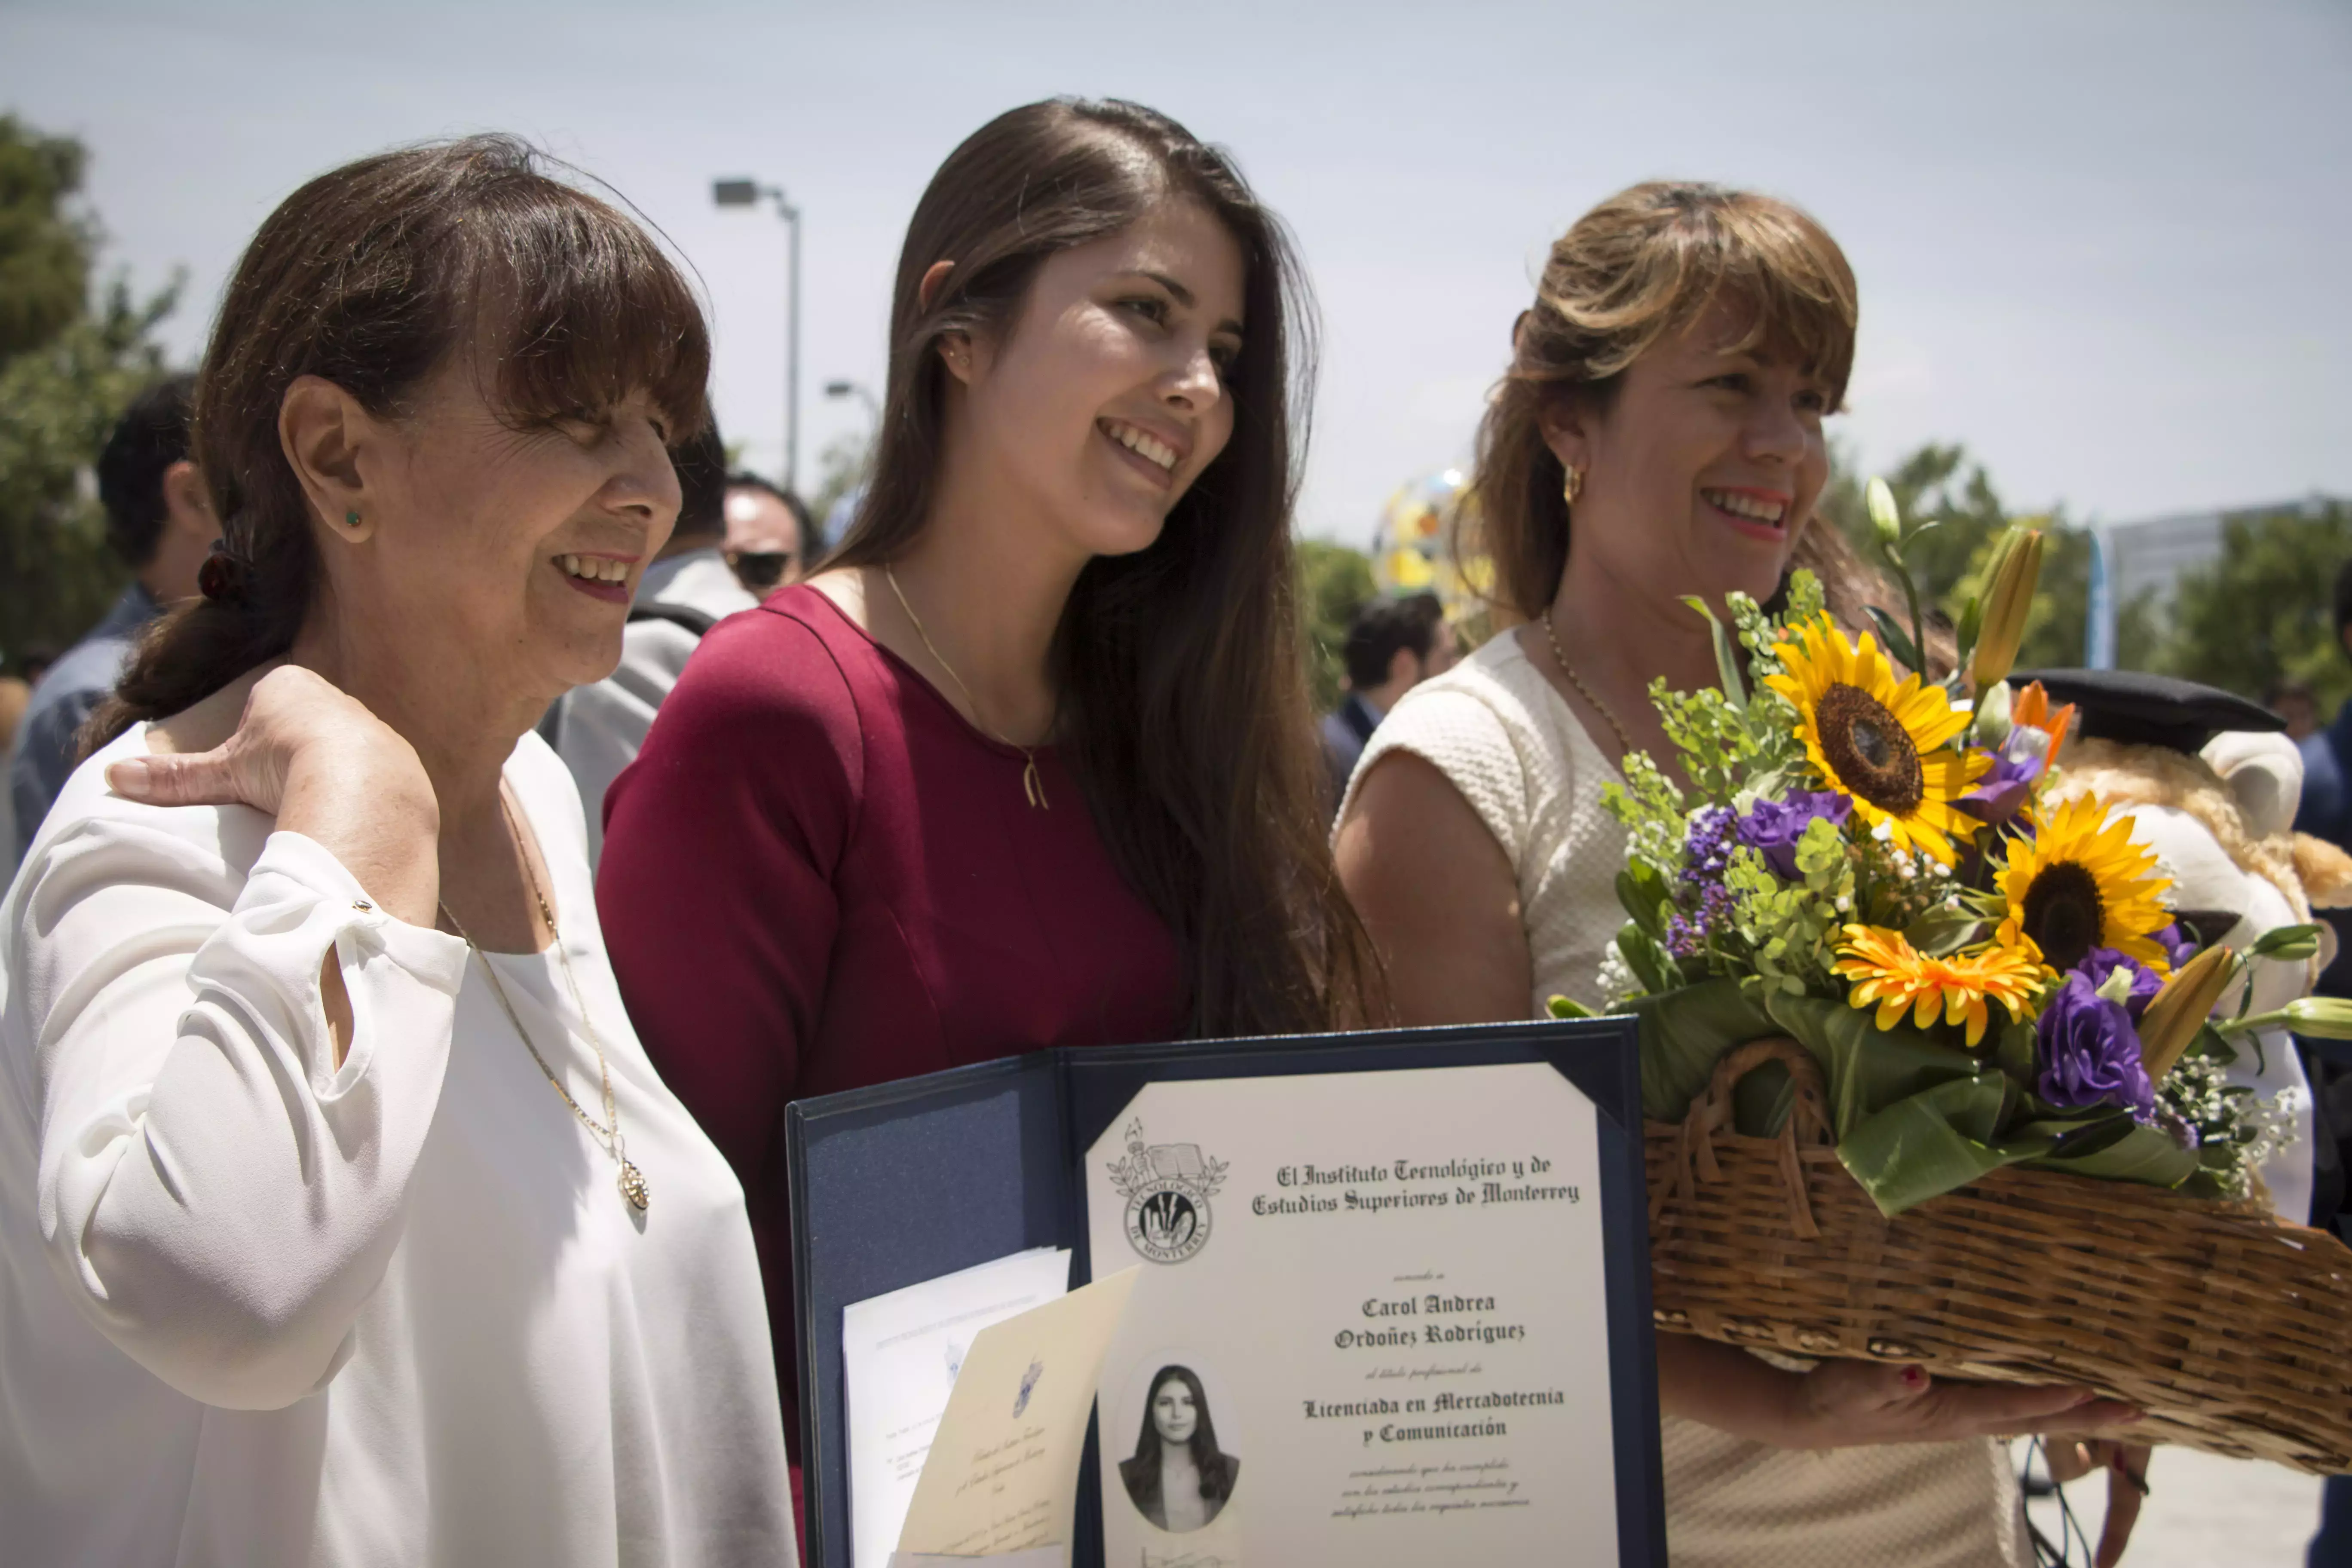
[[1956, 744, 2042, 828], [1735, 790, 1853, 881], [2076, 947, 2164, 1021], [2035, 971, 2155, 1118], [2153, 922, 2197, 970]]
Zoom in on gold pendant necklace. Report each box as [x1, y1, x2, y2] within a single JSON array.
[[885, 563, 1050, 809], [1541, 603, 1637, 758], [441, 791, 649, 1213]]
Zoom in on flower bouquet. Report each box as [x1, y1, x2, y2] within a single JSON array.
[[1567, 482, 2352, 1473]]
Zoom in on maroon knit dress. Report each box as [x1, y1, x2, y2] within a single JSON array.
[[597, 583, 1185, 1534]]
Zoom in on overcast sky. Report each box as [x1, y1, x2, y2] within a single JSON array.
[[4, 0, 2346, 545]]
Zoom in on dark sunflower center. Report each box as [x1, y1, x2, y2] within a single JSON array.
[[1816, 683, 1924, 814], [2022, 861, 2105, 972]]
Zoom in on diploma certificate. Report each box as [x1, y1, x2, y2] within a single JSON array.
[[1085, 1063, 1617, 1565]]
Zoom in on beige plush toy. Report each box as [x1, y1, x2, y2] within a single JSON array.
[[2026, 669, 2352, 1222]]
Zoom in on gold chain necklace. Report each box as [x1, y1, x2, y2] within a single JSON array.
[[440, 791, 649, 1213], [884, 563, 1049, 809], [1541, 603, 1638, 758]]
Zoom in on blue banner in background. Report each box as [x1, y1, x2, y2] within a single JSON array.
[[2085, 527, 2117, 669]]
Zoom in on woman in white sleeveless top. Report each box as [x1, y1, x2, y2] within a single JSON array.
[[1335, 182, 2144, 1568]]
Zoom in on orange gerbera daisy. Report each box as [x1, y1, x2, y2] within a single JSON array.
[[1833, 925, 2049, 1047]]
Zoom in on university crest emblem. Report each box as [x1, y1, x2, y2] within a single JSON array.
[[1106, 1118, 1227, 1265]]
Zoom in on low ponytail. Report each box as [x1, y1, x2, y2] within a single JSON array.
[[83, 133, 710, 752], [87, 522, 317, 751]]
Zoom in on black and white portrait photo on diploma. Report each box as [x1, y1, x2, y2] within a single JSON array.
[[1117, 1362, 1242, 1533]]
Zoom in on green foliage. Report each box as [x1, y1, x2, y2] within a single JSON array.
[[1721, 838, 1838, 996], [1602, 748, 1686, 876], [1645, 588, 1807, 803], [0, 116, 94, 360], [1819, 443, 2007, 618], [1295, 538, 1374, 713], [2156, 501, 2352, 710], [1817, 441, 2163, 674], [0, 116, 178, 663]]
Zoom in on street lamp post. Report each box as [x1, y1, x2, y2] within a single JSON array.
[[713, 177, 802, 494], [823, 379, 880, 428]]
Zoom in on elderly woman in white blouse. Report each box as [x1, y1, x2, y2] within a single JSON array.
[[0, 138, 796, 1566]]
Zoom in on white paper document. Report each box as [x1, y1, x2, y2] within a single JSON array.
[[893, 1268, 1139, 1565], [845, 1247, 1073, 1568], [1086, 1063, 1621, 1566]]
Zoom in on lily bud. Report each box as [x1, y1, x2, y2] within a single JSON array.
[[1866, 478, 1902, 548], [2137, 943, 2240, 1083], [2278, 997, 2352, 1040], [1975, 680, 2015, 746], [1969, 527, 2045, 691], [2249, 923, 2325, 963]]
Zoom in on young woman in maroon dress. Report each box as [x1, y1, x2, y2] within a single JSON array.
[[596, 98, 1376, 1516]]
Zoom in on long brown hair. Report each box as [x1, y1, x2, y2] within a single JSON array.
[[91, 135, 709, 745], [1472, 181, 1859, 622], [825, 98, 1378, 1035]]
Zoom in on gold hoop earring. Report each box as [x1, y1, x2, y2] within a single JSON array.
[[1562, 466, 1583, 506]]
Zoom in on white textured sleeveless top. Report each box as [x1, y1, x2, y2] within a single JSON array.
[[1338, 630, 1629, 1014], [1339, 630, 2030, 1568]]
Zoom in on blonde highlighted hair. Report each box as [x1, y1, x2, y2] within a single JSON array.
[[1472, 181, 1859, 619]]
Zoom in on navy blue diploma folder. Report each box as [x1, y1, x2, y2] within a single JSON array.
[[785, 1017, 1665, 1568]]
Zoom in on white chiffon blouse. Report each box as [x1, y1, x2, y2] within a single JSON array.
[[0, 724, 796, 1567]]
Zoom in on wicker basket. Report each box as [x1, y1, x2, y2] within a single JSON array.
[[1646, 1037, 2352, 1474]]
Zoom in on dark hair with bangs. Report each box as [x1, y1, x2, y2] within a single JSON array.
[[1472, 181, 1857, 619], [825, 98, 1380, 1035], [91, 134, 709, 744]]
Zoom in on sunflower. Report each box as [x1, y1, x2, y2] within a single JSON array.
[[1833, 925, 2047, 1047], [1764, 616, 1991, 865], [1994, 794, 2174, 973]]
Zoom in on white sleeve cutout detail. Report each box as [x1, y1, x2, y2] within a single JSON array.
[[24, 821, 466, 1409]]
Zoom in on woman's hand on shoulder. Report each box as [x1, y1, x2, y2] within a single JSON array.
[[108, 665, 440, 925], [1786, 1357, 2142, 1450]]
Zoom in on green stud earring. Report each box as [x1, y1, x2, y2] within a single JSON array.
[[345, 509, 361, 529]]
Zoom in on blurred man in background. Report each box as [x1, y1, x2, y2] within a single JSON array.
[[1320, 591, 1455, 803], [2293, 562, 2352, 1567], [8, 374, 216, 861], [722, 472, 814, 598], [545, 422, 756, 865], [2294, 563, 2352, 990], [2268, 679, 2321, 742]]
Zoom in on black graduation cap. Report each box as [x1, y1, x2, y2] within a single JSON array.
[[2010, 668, 2285, 755]]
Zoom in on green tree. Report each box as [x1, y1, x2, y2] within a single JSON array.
[[1816, 440, 2160, 674], [0, 116, 178, 665], [2156, 502, 2352, 708], [1296, 538, 1374, 713]]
